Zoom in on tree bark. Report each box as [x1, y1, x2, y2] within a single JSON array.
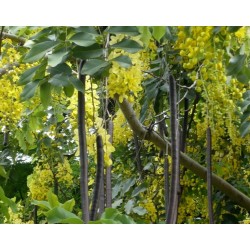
[[2, 32, 26, 45], [115, 96, 250, 212]]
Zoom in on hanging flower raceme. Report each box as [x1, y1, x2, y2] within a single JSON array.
[[107, 34, 155, 103]]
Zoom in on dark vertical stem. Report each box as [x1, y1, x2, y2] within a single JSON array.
[[164, 153, 170, 220], [166, 75, 180, 224], [78, 60, 89, 223], [206, 127, 214, 224], [3, 129, 9, 147], [181, 98, 189, 152], [54, 177, 58, 196], [177, 98, 189, 213], [33, 205, 38, 224], [90, 135, 104, 221], [106, 120, 113, 208], [99, 172, 105, 215]]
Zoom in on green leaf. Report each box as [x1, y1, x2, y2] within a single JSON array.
[[108, 26, 139, 36], [0, 186, 17, 213], [61, 198, 75, 212], [74, 26, 98, 35], [236, 67, 250, 84], [89, 219, 120, 224], [131, 183, 148, 197], [81, 59, 110, 76], [99, 208, 135, 224], [112, 199, 123, 208], [48, 74, 70, 87], [47, 191, 60, 208], [64, 84, 74, 97], [132, 206, 147, 215], [48, 49, 69, 67], [143, 162, 153, 171], [24, 41, 59, 62], [101, 208, 119, 220], [243, 90, 250, 100], [112, 183, 122, 199], [33, 59, 48, 81], [138, 26, 152, 47], [240, 100, 250, 113], [228, 26, 242, 33], [29, 116, 41, 131], [68, 76, 84, 93], [40, 82, 51, 107], [20, 81, 40, 101], [48, 63, 72, 76], [111, 39, 143, 53], [31, 200, 51, 210], [121, 177, 136, 196], [114, 214, 136, 224], [124, 199, 134, 214], [226, 54, 246, 76], [72, 44, 103, 59], [0, 166, 7, 178], [152, 26, 166, 42], [18, 65, 41, 85], [45, 207, 83, 224], [69, 32, 97, 46], [240, 119, 250, 137], [112, 55, 132, 68], [58, 217, 83, 224]]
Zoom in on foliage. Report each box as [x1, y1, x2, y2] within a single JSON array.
[[0, 26, 249, 224]]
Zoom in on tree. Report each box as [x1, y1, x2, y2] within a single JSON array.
[[0, 26, 249, 224]]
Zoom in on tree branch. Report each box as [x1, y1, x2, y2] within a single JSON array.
[[2, 32, 26, 45], [115, 96, 250, 212], [0, 63, 20, 77]]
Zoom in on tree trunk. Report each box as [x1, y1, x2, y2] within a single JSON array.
[[115, 96, 250, 212]]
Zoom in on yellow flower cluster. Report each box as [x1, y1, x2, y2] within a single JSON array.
[[141, 199, 157, 223], [27, 163, 54, 200], [55, 158, 73, 187], [0, 38, 39, 130], [176, 26, 213, 70], [86, 117, 115, 167], [108, 35, 155, 103], [113, 109, 133, 146], [4, 201, 34, 224], [0, 39, 23, 129], [235, 27, 247, 41], [27, 157, 73, 200], [176, 26, 249, 179]]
